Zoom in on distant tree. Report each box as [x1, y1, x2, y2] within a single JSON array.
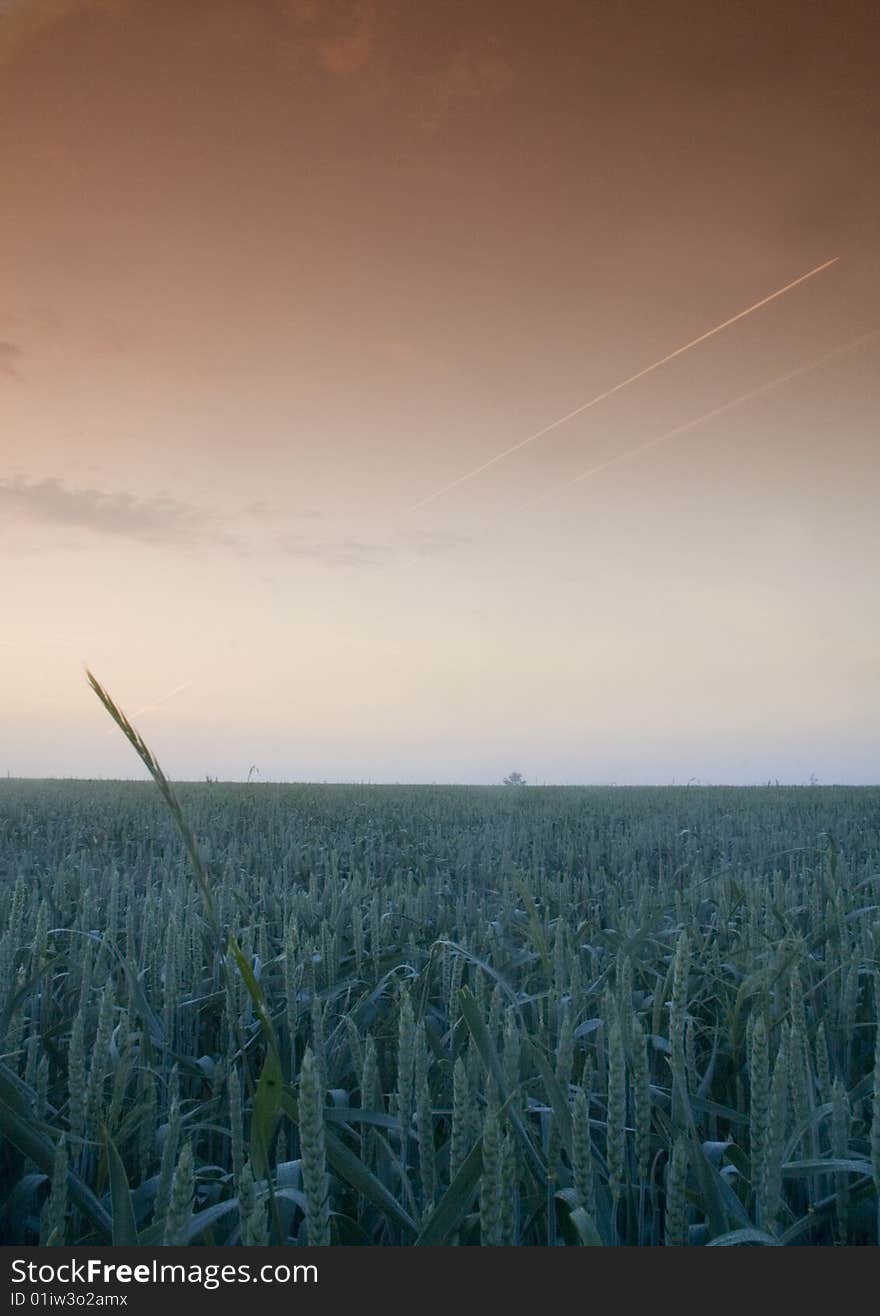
[[502, 771, 527, 787]]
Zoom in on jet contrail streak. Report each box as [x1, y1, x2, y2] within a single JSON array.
[[129, 680, 193, 719], [101, 679, 194, 733], [404, 256, 840, 513], [515, 329, 878, 515]]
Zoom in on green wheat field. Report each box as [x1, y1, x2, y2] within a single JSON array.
[[1, 686, 878, 1247]]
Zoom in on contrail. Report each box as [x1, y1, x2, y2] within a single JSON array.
[[514, 329, 878, 515], [101, 679, 194, 732], [404, 256, 840, 513], [129, 680, 193, 719]]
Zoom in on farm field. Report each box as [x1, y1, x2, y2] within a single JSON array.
[[1, 775, 879, 1246]]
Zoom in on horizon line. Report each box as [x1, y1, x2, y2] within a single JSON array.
[[2, 774, 877, 789]]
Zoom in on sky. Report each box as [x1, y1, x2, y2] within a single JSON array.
[[1, 0, 878, 785]]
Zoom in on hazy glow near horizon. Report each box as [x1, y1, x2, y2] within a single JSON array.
[[1, 1, 878, 785]]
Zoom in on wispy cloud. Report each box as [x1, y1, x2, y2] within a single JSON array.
[[420, 41, 515, 136], [316, 0, 375, 76], [429, 46, 515, 104], [275, 526, 471, 569], [243, 500, 324, 523], [0, 477, 209, 546], [1, 1, 381, 79], [404, 529, 472, 558], [0, 0, 124, 64], [0, 341, 23, 378], [277, 533, 393, 569], [0, 476, 471, 568], [284, 0, 377, 76]]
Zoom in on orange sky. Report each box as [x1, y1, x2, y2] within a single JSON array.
[[1, 0, 878, 783]]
